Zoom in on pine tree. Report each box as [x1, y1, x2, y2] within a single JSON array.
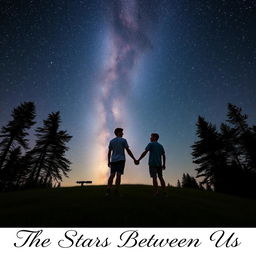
[[192, 104, 256, 197], [28, 112, 72, 187], [0, 147, 32, 190], [190, 176, 199, 189], [181, 173, 199, 189], [206, 183, 213, 192], [199, 183, 205, 190], [227, 103, 248, 133], [192, 116, 228, 191], [0, 102, 35, 171], [220, 123, 244, 169], [0, 147, 22, 190], [227, 103, 256, 171]]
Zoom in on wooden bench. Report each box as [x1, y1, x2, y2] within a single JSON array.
[[76, 181, 92, 187]]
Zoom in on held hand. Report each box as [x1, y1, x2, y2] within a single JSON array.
[[134, 159, 140, 165], [162, 165, 166, 170]]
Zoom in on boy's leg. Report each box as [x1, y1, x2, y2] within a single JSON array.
[[159, 176, 166, 191], [115, 172, 122, 193], [152, 177, 158, 194], [106, 173, 115, 196], [114, 161, 125, 194], [107, 172, 115, 189], [158, 168, 167, 195], [115, 172, 121, 186], [149, 166, 159, 195]]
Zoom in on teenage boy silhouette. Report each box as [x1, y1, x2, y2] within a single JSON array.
[[106, 128, 137, 196], [137, 133, 166, 195]]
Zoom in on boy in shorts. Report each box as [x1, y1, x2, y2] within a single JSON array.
[[138, 133, 166, 195], [106, 128, 137, 196]]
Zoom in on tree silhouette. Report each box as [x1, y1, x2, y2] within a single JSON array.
[[192, 116, 228, 192], [220, 123, 243, 170], [41, 138, 71, 186], [0, 147, 32, 190], [227, 103, 256, 171], [227, 103, 248, 133], [206, 183, 213, 192], [199, 183, 205, 190], [176, 179, 181, 188], [181, 173, 199, 189], [0, 147, 22, 190], [192, 104, 256, 197], [28, 111, 72, 187], [0, 102, 35, 172]]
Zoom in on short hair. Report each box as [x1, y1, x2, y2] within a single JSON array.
[[114, 128, 123, 136], [151, 133, 159, 140]]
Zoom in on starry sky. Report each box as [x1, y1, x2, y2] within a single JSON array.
[[1, 0, 256, 186]]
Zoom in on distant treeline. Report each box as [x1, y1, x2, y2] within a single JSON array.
[[177, 103, 256, 198], [0, 102, 72, 191], [176, 173, 211, 191]]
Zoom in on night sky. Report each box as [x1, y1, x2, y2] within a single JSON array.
[[1, 0, 256, 186]]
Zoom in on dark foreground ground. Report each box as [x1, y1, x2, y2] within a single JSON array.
[[0, 185, 256, 227]]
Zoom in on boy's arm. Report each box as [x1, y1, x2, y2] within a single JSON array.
[[126, 148, 136, 161], [162, 153, 166, 170], [138, 150, 149, 161], [107, 148, 112, 167]]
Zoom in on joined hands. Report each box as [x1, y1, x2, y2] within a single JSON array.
[[134, 159, 140, 165]]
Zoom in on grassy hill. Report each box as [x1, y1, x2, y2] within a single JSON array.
[[0, 185, 256, 227]]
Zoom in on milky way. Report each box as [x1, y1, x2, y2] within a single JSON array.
[[94, 0, 154, 182]]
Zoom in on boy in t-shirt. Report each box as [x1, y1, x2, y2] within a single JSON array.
[[138, 133, 166, 195], [106, 128, 137, 196]]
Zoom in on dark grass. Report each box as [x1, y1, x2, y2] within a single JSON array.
[[0, 185, 256, 227]]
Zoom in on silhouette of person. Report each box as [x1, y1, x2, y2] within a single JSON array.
[[106, 128, 137, 196], [137, 133, 167, 195]]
